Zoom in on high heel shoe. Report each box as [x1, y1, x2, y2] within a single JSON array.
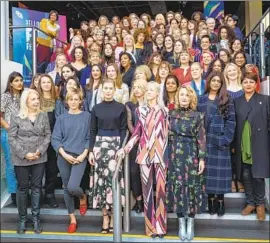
[[101, 214, 110, 234], [109, 214, 113, 232], [136, 200, 143, 213]]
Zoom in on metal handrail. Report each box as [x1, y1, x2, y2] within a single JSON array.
[[112, 130, 130, 243], [9, 25, 68, 45], [9, 25, 68, 76], [244, 7, 270, 41]]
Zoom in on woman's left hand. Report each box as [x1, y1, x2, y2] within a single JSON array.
[[198, 160, 205, 175], [76, 154, 86, 163]]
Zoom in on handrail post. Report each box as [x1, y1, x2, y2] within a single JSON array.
[[259, 22, 265, 78], [248, 35, 253, 62], [32, 27, 37, 76], [123, 153, 130, 232], [113, 171, 122, 243]]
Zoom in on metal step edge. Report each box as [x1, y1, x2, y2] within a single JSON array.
[[54, 189, 246, 198], [1, 207, 269, 221], [1, 230, 269, 243]]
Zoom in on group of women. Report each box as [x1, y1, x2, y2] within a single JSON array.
[[1, 8, 269, 241]]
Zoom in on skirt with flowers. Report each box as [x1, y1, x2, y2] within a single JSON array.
[[88, 136, 125, 210]]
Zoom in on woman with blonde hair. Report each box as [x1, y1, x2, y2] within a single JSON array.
[[126, 79, 148, 213], [116, 81, 169, 238], [223, 63, 244, 193], [105, 63, 129, 104], [52, 88, 91, 233], [167, 85, 206, 241], [9, 89, 51, 234], [98, 15, 109, 30], [155, 13, 166, 25], [134, 65, 153, 82]]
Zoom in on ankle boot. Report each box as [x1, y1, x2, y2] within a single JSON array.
[[186, 217, 195, 241], [31, 189, 42, 234], [132, 200, 138, 211], [136, 200, 143, 213], [208, 198, 217, 215], [16, 192, 28, 234], [45, 193, 58, 208], [178, 217, 186, 241], [217, 200, 225, 217], [256, 205, 266, 221]]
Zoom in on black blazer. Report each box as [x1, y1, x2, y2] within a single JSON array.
[[234, 93, 270, 179]]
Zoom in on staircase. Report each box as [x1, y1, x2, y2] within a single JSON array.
[[1, 189, 269, 242]]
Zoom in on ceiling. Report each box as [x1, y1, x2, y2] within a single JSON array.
[[10, 1, 270, 29]]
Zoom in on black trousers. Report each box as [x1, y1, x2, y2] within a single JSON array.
[[15, 163, 45, 218], [129, 146, 142, 198], [45, 144, 58, 194], [242, 163, 265, 206]]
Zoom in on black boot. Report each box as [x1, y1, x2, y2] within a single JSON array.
[[45, 193, 58, 208], [31, 189, 42, 234], [16, 191, 28, 234], [11, 193, 17, 206], [208, 197, 217, 215], [217, 200, 225, 217], [136, 200, 143, 213]]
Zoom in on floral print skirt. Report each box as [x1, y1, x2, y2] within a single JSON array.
[[88, 136, 125, 210]]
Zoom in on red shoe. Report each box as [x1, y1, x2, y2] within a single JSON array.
[[68, 223, 77, 234], [79, 194, 87, 216]]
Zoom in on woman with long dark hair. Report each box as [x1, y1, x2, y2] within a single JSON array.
[[163, 74, 179, 110], [1, 72, 24, 205], [198, 71, 236, 217]]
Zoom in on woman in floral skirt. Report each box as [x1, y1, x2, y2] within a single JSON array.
[[166, 86, 207, 241], [88, 79, 127, 234]]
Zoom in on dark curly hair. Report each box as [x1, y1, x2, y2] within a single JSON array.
[[205, 71, 230, 118], [71, 46, 88, 64], [205, 58, 226, 80]]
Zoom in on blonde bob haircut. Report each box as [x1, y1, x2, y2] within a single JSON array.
[[18, 89, 41, 119], [175, 86, 198, 111], [145, 81, 166, 109], [65, 88, 84, 109], [130, 79, 148, 104], [223, 63, 242, 87], [134, 65, 152, 81]]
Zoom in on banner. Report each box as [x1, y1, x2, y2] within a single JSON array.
[[204, 1, 224, 20], [12, 7, 67, 85]]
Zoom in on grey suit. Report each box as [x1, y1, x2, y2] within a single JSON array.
[[8, 112, 51, 167]]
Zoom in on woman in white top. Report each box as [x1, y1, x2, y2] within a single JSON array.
[[104, 63, 129, 104]]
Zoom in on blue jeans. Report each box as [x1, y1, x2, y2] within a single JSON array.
[[1, 128, 17, 193]]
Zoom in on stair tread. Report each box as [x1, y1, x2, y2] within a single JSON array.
[[1, 214, 269, 240]]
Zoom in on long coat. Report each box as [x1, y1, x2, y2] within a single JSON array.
[[234, 93, 270, 179], [198, 95, 236, 194], [124, 105, 169, 166]]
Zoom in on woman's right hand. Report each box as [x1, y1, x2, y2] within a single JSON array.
[[25, 153, 38, 161], [64, 153, 79, 164], [115, 148, 125, 160], [89, 152, 95, 166]]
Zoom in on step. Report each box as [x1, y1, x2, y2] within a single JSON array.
[[1, 214, 269, 242], [2, 192, 269, 221]]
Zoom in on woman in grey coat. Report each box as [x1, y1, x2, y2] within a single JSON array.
[[8, 89, 51, 234]]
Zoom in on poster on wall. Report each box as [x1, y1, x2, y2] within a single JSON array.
[[204, 1, 224, 20], [12, 7, 67, 85]]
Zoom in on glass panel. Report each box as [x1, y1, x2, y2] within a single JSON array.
[[0, 147, 7, 197]]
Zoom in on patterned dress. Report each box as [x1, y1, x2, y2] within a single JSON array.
[[124, 105, 169, 236], [166, 109, 207, 215]]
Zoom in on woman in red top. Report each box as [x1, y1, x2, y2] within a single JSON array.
[[173, 50, 192, 85]]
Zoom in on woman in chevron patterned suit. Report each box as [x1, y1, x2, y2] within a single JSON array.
[[116, 81, 169, 238]]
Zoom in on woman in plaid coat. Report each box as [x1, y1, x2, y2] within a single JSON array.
[[198, 71, 236, 217]]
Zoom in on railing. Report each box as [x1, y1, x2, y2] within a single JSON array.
[[112, 131, 130, 242], [244, 8, 270, 78], [9, 25, 68, 76]]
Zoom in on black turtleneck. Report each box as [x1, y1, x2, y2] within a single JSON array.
[[89, 100, 127, 151]]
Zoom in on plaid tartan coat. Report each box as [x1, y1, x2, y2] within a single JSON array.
[[198, 95, 236, 194]]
